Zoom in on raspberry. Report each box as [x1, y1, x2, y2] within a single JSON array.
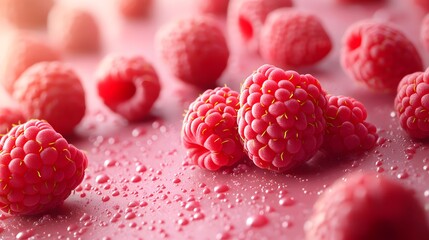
[[195, 0, 230, 15], [0, 32, 60, 93], [48, 5, 100, 53], [182, 86, 243, 171], [323, 95, 378, 154], [421, 14, 429, 51], [156, 16, 229, 88], [117, 0, 152, 19], [341, 21, 423, 91], [95, 55, 161, 122], [0, 119, 88, 215], [228, 0, 293, 52], [305, 172, 429, 240], [394, 68, 429, 139], [12, 62, 86, 136], [259, 9, 332, 67], [0, 0, 53, 28], [0, 107, 25, 134], [237, 64, 327, 172]]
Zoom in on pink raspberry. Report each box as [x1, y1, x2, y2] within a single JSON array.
[[259, 9, 332, 67], [421, 14, 429, 51], [0, 0, 53, 28], [305, 172, 429, 240], [0, 119, 88, 215], [0, 107, 25, 134], [182, 86, 243, 171], [228, 0, 293, 52], [323, 95, 378, 154], [48, 5, 100, 53], [195, 0, 230, 15], [96, 55, 161, 122], [12, 62, 86, 136], [394, 68, 429, 139], [341, 21, 423, 91], [0, 32, 61, 93], [116, 0, 152, 19], [156, 16, 229, 88], [237, 64, 327, 172]]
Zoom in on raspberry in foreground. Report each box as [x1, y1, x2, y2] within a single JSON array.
[[117, 0, 152, 19], [259, 9, 332, 67], [421, 14, 429, 51], [0, 107, 26, 134], [182, 86, 243, 171], [237, 64, 327, 172], [48, 5, 100, 53], [0, 32, 61, 93], [323, 95, 378, 154], [96, 55, 161, 122], [0, 119, 88, 215], [12, 62, 86, 136], [341, 21, 423, 91], [156, 16, 229, 88], [227, 0, 293, 52], [394, 68, 429, 139], [195, 0, 229, 15], [0, 0, 53, 28], [305, 172, 429, 240]]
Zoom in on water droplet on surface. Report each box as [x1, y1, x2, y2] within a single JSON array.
[[96, 174, 110, 184], [173, 178, 181, 184], [16, 229, 35, 239], [214, 185, 229, 193], [279, 197, 295, 207], [246, 215, 269, 228]]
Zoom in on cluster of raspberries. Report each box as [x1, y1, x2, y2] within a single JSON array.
[[182, 64, 378, 172]]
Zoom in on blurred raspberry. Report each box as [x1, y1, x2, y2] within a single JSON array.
[[421, 13, 429, 51], [260, 9, 332, 67], [0, 119, 88, 215], [323, 95, 378, 154], [12, 62, 86, 136], [227, 0, 293, 52], [0, 32, 60, 93], [336, 0, 384, 3], [96, 55, 161, 121], [0, 0, 53, 28], [237, 64, 327, 172], [305, 172, 429, 240], [394, 68, 429, 139], [48, 5, 100, 53], [0, 107, 25, 134], [414, 0, 429, 11], [182, 86, 243, 171], [156, 16, 229, 88], [195, 0, 229, 15], [117, 0, 152, 19], [341, 21, 423, 91]]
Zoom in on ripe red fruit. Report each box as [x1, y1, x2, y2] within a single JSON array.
[[96, 55, 161, 122], [117, 0, 152, 19], [323, 95, 378, 154], [156, 16, 229, 88], [341, 21, 423, 91], [12, 62, 86, 136], [0, 33, 60, 93], [48, 5, 100, 53], [182, 86, 243, 171], [305, 172, 429, 240], [0, 119, 88, 215], [0, 0, 53, 28], [394, 68, 429, 139], [195, 0, 229, 15], [237, 64, 327, 172], [260, 9, 332, 67], [421, 14, 429, 51], [0, 107, 26, 134]]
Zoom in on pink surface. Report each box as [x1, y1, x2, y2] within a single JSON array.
[[1, 0, 429, 239]]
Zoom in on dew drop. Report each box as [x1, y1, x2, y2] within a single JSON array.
[[96, 174, 110, 184], [246, 215, 269, 228]]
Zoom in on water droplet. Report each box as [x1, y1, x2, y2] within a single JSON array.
[[130, 176, 142, 183], [104, 159, 117, 168], [102, 196, 110, 202], [246, 215, 269, 228], [16, 229, 35, 239], [177, 218, 189, 226], [214, 185, 229, 193], [397, 171, 409, 179], [96, 174, 110, 184], [125, 212, 136, 220], [173, 178, 181, 184]]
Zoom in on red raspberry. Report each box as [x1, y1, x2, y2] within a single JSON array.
[[48, 5, 100, 53], [260, 9, 332, 67], [117, 0, 152, 19], [12, 62, 86, 136], [305, 172, 429, 240], [421, 14, 429, 51], [195, 0, 229, 15], [95, 55, 161, 122], [228, 0, 293, 52], [0, 119, 88, 215], [394, 68, 429, 139], [323, 95, 378, 154], [341, 21, 423, 91], [0, 0, 53, 28], [0, 33, 61, 93], [237, 64, 327, 172], [0, 107, 25, 134], [156, 16, 229, 88], [182, 86, 243, 171]]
